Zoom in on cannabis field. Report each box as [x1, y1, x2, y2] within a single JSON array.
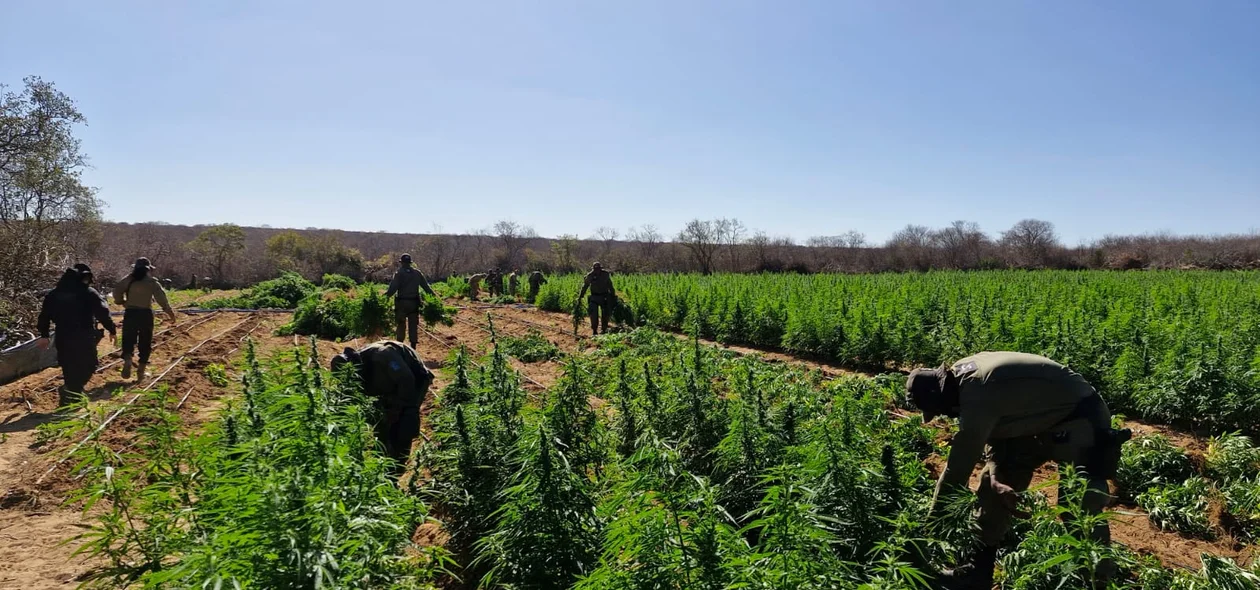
[[5, 270, 1260, 588], [538, 271, 1260, 434]]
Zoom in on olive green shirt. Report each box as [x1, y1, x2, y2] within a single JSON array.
[[360, 341, 432, 407], [580, 269, 615, 296], [934, 352, 1095, 506], [385, 266, 436, 300], [113, 275, 174, 314]]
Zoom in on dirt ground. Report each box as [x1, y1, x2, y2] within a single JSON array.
[[0, 303, 1252, 588]]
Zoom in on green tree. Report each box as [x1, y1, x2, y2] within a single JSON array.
[[0, 77, 101, 333], [188, 223, 246, 284]]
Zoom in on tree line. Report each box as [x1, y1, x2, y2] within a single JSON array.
[[84, 217, 1260, 289]]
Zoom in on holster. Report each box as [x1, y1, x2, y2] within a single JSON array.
[[1087, 427, 1132, 479]]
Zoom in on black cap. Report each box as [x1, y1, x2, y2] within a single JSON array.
[[72, 263, 93, 276], [593, 261, 602, 269], [400, 254, 412, 263], [906, 367, 948, 421], [134, 257, 154, 270]]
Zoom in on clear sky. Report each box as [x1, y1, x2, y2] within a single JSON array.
[[3, 1, 1257, 245]]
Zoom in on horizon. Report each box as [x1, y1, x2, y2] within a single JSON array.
[[107, 218, 1260, 248], [4, 1, 1257, 244]]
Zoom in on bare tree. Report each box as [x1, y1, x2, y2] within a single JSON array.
[[677, 218, 722, 274], [592, 226, 619, 257], [1001, 219, 1060, 267], [932, 220, 989, 269], [627, 224, 662, 269], [888, 224, 934, 271], [417, 234, 461, 279], [493, 220, 536, 270], [716, 218, 747, 271]]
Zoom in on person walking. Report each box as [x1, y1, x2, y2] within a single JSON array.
[[905, 351, 1129, 589], [36, 264, 116, 408], [384, 254, 437, 349], [113, 258, 178, 382], [577, 262, 616, 335], [527, 270, 547, 303], [331, 340, 434, 474]]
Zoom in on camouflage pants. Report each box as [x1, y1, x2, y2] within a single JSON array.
[[977, 395, 1113, 549], [395, 299, 420, 347]]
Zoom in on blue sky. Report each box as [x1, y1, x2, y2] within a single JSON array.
[[3, 0, 1257, 245]]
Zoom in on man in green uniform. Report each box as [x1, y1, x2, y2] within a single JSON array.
[[331, 340, 434, 474], [507, 268, 520, 297], [36, 264, 116, 408], [487, 268, 502, 297], [577, 262, 616, 335], [384, 254, 437, 349], [527, 270, 547, 303], [906, 351, 1128, 589], [468, 272, 487, 301]]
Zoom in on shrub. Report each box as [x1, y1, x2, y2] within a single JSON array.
[[321, 273, 357, 291], [202, 272, 318, 309], [1137, 477, 1215, 538], [498, 329, 561, 363], [1116, 435, 1195, 501], [1206, 432, 1260, 482]]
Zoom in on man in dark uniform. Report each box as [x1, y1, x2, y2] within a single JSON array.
[[906, 351, 1128, 589], [35, 264, 117, 408], [384, 254, 437, 349], [507, 268, 520, 297], [331, 340, 434, 473], [527, 270, 547, 303], [487, 268, 502, 297], [577, 262, 616, 335]]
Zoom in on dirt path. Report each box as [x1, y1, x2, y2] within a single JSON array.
[[0, 312, 293, 589]]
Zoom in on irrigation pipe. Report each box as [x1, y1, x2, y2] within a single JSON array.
[[27, 311, 223, 397], [36, 315, 258, 484]]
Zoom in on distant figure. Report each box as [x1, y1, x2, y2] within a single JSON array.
[[161, 277, 173, 290], [187, 275, 198, 290], [527, 270, 547, 303], [384, 254, 437, 349], [577, 262, 616, 335], [486, 268, 502, 297], [36, 264, 116, 408], [113, 258, 178, 382], [468, 273, 487, 301], [507, 268, 520, 297], [331, 341, 434, 474]]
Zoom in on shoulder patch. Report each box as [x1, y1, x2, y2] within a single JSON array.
[[389, 360, 403, 373], [953, 361, 978, 376]]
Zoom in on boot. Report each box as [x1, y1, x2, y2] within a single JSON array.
[[121, 358, 132, 380], [937, 546, 997, 590], [136, 363, 147, 382]]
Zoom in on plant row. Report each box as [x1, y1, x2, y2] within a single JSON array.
[[537, 271, 1260, 435]]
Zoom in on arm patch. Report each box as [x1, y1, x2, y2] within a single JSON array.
[[953, 361, 978, 376]]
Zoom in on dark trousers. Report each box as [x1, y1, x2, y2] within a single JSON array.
[[977, 395, 1113, 549], [56, 335, 98, 406], [395, 298, 420, 347], [588, 294, 614, 334], [376, 403, 420, 474], [122, 308, 155, 364]]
